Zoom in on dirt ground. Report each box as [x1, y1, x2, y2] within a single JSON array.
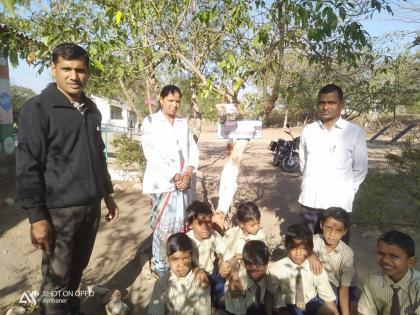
[[0, 124, 419, 314]]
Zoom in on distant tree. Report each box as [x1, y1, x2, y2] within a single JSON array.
[[370, 51, 420, 117], [11, 85, 36, 126]]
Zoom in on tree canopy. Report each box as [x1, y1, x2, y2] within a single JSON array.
[[2, 0, 416, 129], [10, 84, 36, 126]]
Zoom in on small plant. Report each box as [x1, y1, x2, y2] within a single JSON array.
[[112, 134, 146, 172], [385, 137, 420, 207]]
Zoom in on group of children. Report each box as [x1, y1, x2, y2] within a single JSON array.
[[147, 201, 419, 315]]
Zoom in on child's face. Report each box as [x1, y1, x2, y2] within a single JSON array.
[[167, 250, 192, 277], [320, 217, 348, 248], [288, 240, 311, 265], [190, 214, 212, 241], [245, 264, 267, 282], [240, 219, 260, 236], [376, 240, 415, 283]]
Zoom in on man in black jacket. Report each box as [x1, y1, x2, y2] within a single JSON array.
[[16, 43, 119, 315]]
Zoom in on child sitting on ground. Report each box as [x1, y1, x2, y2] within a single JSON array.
[[147, 232, 211, 315], [311, 207, 357, 315], [186, 200, 236, 308], [266, 224, 339, 315], [224, 202, 267, 261], [358, 230, 419, 315], [224, 240, 269, 315]]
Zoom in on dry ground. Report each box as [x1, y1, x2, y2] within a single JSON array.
[[0, 124, 419, 314]]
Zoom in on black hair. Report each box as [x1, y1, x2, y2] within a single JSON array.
[[52, 43, 89, 67], [237, 202, 261, 223], [166, 232, 194, 257], [378, 230, 415, 258], [285, 224, 313, 252], [318, 84, 343, 102], [186, 200, 213, 226], [321, 207, 349, 229], [243, 240, 269, 266], [160, 85, 182, 98]]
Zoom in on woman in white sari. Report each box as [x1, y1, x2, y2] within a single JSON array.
[[141, 85, 199, 276]]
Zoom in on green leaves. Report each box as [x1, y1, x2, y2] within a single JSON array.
[[196, 9, 216, 26], [0, 0, 397, 121], [115, 10, 123, 25], [91, 59, 104, 72], [1, 0, 15, 17], [338, 6, 346, 20], [7, 48, 18, 66]]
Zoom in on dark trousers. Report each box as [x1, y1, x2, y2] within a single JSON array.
[[300, 205, 350, 244], [225, 304, 265, 315], [38, 201, 101, 315], [210, 269, 226, 307], [286, 297, 324, 315], [330, 283, 357, 314]]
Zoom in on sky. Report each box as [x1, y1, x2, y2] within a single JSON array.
[[8, 0, 420, 94]]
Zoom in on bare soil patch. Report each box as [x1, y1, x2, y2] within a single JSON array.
[[1, 124, 419, 314]]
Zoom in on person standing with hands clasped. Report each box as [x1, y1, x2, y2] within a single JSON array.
[[299, 84, 368, 243], [141, 85, 199, 276], [16, 43, 119, 315]]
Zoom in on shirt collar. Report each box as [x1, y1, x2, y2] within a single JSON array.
[[239, 227, 248, 240], [319, 234, 344, 255], [239, 227, 263, 240], [72, 100, 86, 112], [187, 230, 201, 246], [186, 229, 216, 247], [239, 266, 266, 290], [169, 269, 194, 282], [383, 268, 413, 292], [156, 110, 182, 123], [156, 110, 169, 121], [43, 83, 90, 109], [317, 116, 344, 130], [286, 257, 311, 271]]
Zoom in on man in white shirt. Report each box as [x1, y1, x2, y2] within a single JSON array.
[[298, 84, 368, 243]]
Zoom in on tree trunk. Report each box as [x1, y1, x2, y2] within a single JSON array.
[[145, 69, 159, 114], [189, 82, 202, 142], [118, 77, 144, 122], [283, 108, 288, 128], [261, 0, 286, 121], [145, 78, 153, 115]]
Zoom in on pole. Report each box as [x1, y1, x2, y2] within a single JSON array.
[[0, 54, 15, 183]]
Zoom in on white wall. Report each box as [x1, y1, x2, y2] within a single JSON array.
[[91, 95, 111, 124], [91, 95, 137, 130]]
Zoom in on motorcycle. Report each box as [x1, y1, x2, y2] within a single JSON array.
[[268, 125, 300, 173]]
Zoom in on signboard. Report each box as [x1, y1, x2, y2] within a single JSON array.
[[217, 120, 262, 139], [0, 56, 14, 154]]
